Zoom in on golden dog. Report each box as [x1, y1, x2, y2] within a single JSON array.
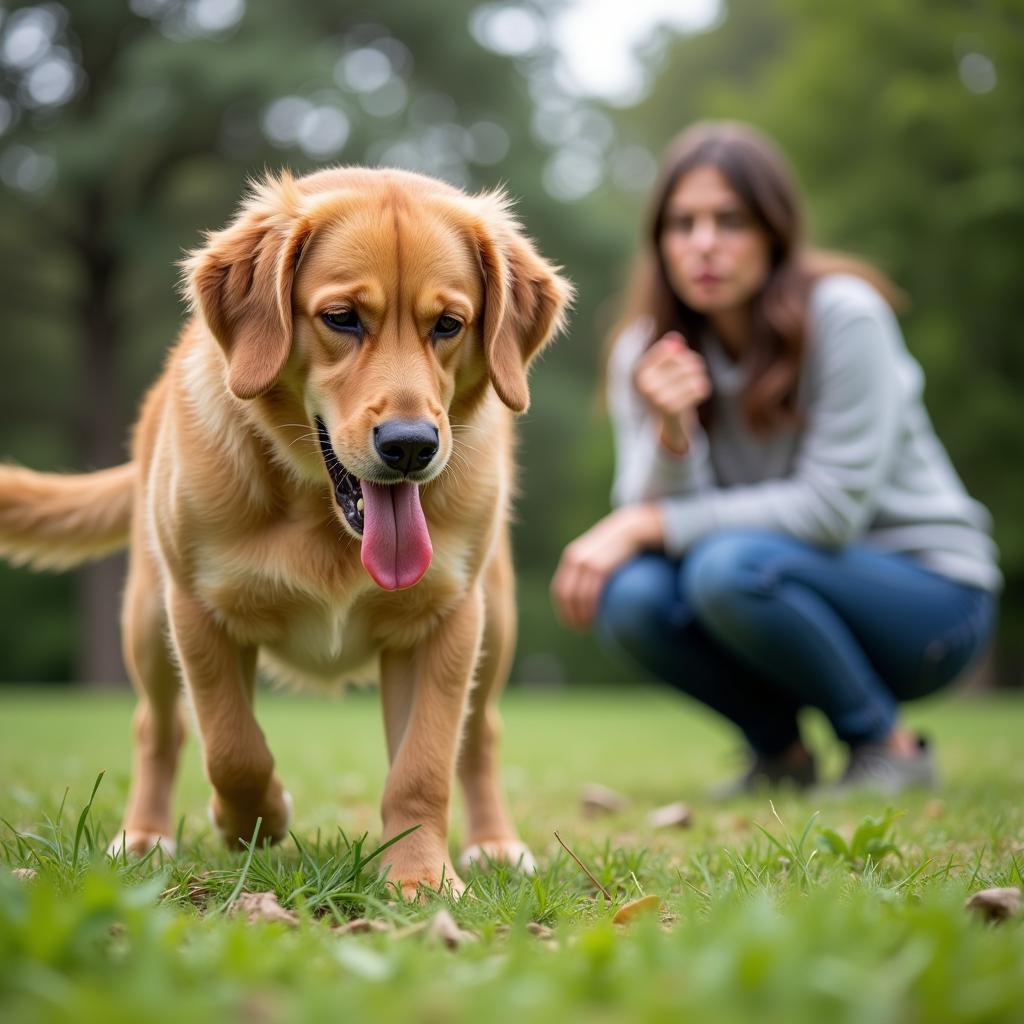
[[0, 167, 571, 896]]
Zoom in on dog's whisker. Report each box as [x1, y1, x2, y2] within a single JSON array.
[[449, 450, 481, 470], [450, 424, 488, 440], [438, 451, 473, 483], [287, 434, 321, 449], [448, 445, 475, 467]]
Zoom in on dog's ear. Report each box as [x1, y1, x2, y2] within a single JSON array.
[[471, 193, 573, 413], [184, 174, 309, 401]]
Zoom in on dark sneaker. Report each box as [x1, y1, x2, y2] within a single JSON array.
[[709, 751, 818, 801], [831, 736, 937, 795]]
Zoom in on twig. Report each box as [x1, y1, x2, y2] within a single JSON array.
[[554, 830, 612, 901]]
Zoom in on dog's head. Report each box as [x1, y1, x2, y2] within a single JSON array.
[[185, 168, 572, 590]]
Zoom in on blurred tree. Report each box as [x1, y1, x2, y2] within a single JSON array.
[[1, 0, 1020, 688], [0, 0, 607, 684]]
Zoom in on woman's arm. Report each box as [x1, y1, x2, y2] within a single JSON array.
[[553, 323, 712, 629], [550, 502, 665, 629], [608, 323, 714, 506], [659, 280, 906, 555]]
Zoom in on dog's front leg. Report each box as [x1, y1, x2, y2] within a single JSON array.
[[166, 586, 291, 848], [379, 584, 483, 900]]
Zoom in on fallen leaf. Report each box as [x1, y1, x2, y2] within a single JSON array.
[[231, 891, 299, 927], [332, 917, 391, 936], [11, 868, 38, 883], [162, 876, 211, 907], [425, 908, 476, 949], [965, 887, 1021, 922], [390, 920, 429, 941], [647, 802, 694, 829], [526, 921, 554, 940], [612, 894, 662, 925], [581, 783, 628, 817]]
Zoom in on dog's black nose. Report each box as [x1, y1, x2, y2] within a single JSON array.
[[373, 420, 439, 475]]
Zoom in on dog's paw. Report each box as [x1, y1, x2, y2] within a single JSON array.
[[209, 785, 293, 848], [106, 829, 177, 859], [383, 857, 465, 902], [460, 838, 537, 874]]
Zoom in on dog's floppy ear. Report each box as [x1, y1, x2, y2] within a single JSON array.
[[184, 173, 309, 401], [471, 193, 573, 413]]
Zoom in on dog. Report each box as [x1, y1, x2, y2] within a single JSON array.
[[0, 166, 572, 897]]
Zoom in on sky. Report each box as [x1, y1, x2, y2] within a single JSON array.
[[552, 0, 721, 103]]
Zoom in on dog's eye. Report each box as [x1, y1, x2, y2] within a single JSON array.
[[321, 309, 362, 334], [432, 315, 462, 339]]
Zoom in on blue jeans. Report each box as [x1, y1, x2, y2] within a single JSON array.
[[597, 530, 997, 754]]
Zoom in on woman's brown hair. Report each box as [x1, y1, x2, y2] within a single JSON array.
[[611, 121, 904, 433]]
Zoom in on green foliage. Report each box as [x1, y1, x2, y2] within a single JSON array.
[[205, 823, 422, 922], [817, 808, 904, 871], [0, 0, 600, 683], [752, 804, 822, 888], [0, 0, 1022, 684]]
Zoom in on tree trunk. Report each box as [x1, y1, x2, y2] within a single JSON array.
[[75, 192, 128, 688], [78, 554, 127, 687]]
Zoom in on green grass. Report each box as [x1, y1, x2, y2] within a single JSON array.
[[1, 687, 1023, 1023]]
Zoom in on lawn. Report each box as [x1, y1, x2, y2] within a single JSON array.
[[1, 686, 1023, 1023]]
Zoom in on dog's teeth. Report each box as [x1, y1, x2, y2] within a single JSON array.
[[356, 498, 364, 513]]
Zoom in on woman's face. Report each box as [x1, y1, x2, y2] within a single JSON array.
[[659, 164, 772, 316]]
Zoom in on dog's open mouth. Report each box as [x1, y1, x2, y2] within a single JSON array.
[[317, 417, 364, 534], [316, 417, 432, 591]]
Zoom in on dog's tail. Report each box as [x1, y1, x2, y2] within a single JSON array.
[[0, 462, 135, 570]]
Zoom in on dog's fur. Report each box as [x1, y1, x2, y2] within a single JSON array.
[[0, 167, 571, 895]]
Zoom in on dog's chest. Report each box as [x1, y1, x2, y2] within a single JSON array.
[[194, 524, 471, 683], [265, 600, 375, 681]]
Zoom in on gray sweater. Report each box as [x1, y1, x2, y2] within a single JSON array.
[[608, 274, 1001, 592]]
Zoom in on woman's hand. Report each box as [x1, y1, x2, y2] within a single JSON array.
[[633, 332, 711, 454], [551, 504, 664, 630]]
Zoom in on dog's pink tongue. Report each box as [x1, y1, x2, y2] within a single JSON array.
[[360, 481, 432, 590]]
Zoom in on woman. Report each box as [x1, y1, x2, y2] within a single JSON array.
[[551, 122, 1000, 795]]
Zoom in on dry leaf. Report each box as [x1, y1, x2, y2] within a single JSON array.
[[11, 868, 38, 883], [332, 917, 391, 936], [612, 894, 662, 925], [526, 921, 555, 940], [162, 875, 210, 907], [390, 920, 429, 941], [965, 887, 1021, 922], [581, 783, 629, 817], [425, 908, 476, 949], [647, 802, 694, 829], [231, 891, 299, 927]]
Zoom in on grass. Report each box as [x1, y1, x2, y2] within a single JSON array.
[[1, 686, 1023, 1023]]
